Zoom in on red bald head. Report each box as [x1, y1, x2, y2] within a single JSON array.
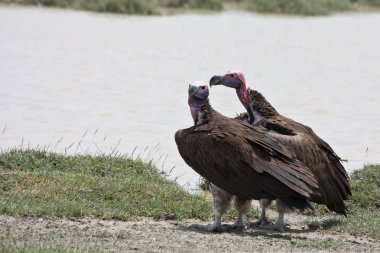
[[209, 70, 249, 107]]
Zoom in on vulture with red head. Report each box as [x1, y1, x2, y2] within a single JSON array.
[[175, 81, 319, 231], [210, 71, 351, 231]]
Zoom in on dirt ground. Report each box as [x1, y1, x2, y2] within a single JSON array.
[[1, 212, 379, 253]]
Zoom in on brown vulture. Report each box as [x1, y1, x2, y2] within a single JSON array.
[[175, 81, 319, 232], [209, 71, 351, 231]]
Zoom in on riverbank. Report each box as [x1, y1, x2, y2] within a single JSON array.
[[0, 149, 379, 251], [0, 149, 211, 220], [1, 0, 380, 15], [1, 214, 379, 252]]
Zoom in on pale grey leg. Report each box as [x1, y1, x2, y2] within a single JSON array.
[[223, 197, 251, 230], [204, 184, 232, 232], [259, 212, 285, 232], [274, 212, 285, 231], [205, 211, 224, 232], [233, 211, 244, 228], [258, 200, 287, 232], [223, 210, 246, 230], [250, 199, 271, 227]]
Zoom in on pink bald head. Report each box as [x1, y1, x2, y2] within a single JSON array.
[[226, 70, 247, 87], [209, 70, 249, 107], [188, 81, 209, 124]]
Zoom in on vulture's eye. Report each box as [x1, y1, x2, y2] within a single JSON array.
[[201, 86, 206, 90], [230, 74, 235, 78]]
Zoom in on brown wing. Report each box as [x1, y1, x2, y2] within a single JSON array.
[[260, 116, 351, 215], [175, 116, 319, 211]]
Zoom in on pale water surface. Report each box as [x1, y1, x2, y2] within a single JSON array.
[[1, 7, 380, 188]]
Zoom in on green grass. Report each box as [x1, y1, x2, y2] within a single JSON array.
[[0, 245, 86, 253], [1, 0, 380, 14], [243, 0, 352, 15], [290, 238, 343, 250], [1, 149, 380, 241], [0, 0, 222, 14], [354, 0, 380, 7], [0, 149, 211, 220], [349, 164, 380, 209], [307, 164, 380, 239]]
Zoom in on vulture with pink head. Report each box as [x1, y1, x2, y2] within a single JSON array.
[[175, 82, 319, 232], [210, 71, 351, 231]]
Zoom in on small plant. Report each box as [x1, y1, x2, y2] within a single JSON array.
[[115, 231, 128, 239], [197, 177, 211, 191], [312, 164, 380, 239]]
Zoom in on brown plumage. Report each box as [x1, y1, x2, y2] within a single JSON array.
[[210, 71, 351, 218], [175, 82, 320, 231], [246, 89, 350, 213]]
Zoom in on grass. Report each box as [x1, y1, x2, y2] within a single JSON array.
[[243, 0, 352, 15], [0, 149, 211, 220], [0, 0, 223, 14], [307, 164, 380, 239], [290, 238, 343, 250], [0, 245, 86, 253], [0, 148, 379, 242], [1, 0, 380, 15]]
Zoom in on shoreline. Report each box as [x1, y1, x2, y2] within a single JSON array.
[[0, 149, 379, 252], [1, 0, 380, 16], [1, 213, 380, 252]]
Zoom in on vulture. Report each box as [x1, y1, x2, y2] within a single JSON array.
[[175, 81, 320, 232], [210, 71, 351, 231]]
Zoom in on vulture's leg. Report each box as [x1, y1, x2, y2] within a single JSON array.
[[258, 200, 288, 232], [205, 184, 233, 232], [250, 198, 271, 227], [224, 197, 251, 230]]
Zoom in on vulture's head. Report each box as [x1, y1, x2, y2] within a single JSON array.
[[188, 81, 209, 105], [188, 81, 209, 124], [209, 70, 249, 106]]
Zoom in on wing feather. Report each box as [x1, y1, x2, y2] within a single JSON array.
[[259, 117, 351, 215], [175, 115, 319, 210]]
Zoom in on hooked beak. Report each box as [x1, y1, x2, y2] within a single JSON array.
[[210, 74, 241, 89], [188, 84, 197, 97], [209, 75, 223, 87]]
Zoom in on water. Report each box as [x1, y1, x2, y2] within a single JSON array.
[[1, 7, 380, 188]]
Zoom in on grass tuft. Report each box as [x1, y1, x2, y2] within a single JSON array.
[[0, 244, 85, 253], [290, 238, 343, 250], [243, 0, 352, 15], [0, 149, 211, 220], [307, 164, 380, 239], [349, 164, 380, 209]]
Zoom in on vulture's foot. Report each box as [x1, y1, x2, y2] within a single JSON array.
[[258, 223, 285, 232], [203, 223, 228, 232], [249, 218, 270, 227], [223, 223, 244, 231], [258, 212, 285, 232]]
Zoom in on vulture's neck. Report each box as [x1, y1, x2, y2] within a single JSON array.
[[244, 88, 278, 124], [190, 99, 213, 126]]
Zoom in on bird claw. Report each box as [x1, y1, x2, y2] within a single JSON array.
[[222, 223, 244, 231], [203, 223, 228, 232], [258, 223, 285, 232], [250, 218, 270, 227]]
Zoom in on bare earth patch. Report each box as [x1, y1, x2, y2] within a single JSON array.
[[1, 213, 379, 252]]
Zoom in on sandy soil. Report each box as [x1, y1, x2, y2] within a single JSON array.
[[1, 212, 380, 253]]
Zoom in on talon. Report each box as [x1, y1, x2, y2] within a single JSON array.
[[204, 223, 228, 232], [250, 218, 270, 227], [258, 223, 285, 232], [223, 223, 244, 231]]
